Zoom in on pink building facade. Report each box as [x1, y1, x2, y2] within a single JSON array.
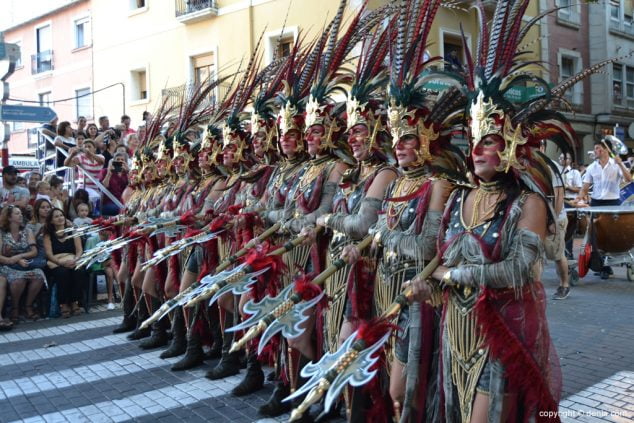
[[3, 0, 92, 155]]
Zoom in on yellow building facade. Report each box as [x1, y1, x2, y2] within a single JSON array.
[[90, 0, 542, 127]]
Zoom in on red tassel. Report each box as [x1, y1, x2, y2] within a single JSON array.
[[293, 273, 323, 301], [356, 317, 398, 348], [475, 287, 561, 423], [178, 210, 197, 227]]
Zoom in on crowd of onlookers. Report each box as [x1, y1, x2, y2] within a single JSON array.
[[0, 113, 144, 331]]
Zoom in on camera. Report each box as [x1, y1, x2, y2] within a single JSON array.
[[112, 162, 123, 173]]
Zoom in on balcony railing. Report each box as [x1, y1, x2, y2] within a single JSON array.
[[31, 50, 53, 74], [161, 81, 230, 110], [175, 0, 218, 23], [610, 17, 634, 37]]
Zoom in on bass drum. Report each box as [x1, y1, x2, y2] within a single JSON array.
[[593, 207, 634, 254]]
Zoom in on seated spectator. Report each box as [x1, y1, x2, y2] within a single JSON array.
[[49, 176, 66, 211], [64, 140, 105, 210], [0, 275, 10, 330], [0, 205, 46, 323], [100, 152, 129, 217], [28, 199, 52, 236], [36, 181, 52, 202], [86, 123, 99, 142], [41, 116, 58, 139], [53, 121, 76, 170], [66, 189, 92, 221], [27, 171, 42, 207], [73, 203, 92, 227], [16, 176, 27, 188], [43, 208, 87, 318], [1, 166, 30, 209], [85, 229, 117, 310]]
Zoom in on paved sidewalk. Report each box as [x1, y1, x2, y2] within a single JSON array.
[[0, 264, 633, 422]]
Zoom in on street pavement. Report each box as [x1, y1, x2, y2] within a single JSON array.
[[0, 262, 633, 423]]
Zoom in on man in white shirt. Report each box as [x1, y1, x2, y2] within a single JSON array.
[[576, 139, 632, 206], [560, 152, 583, 261], [575, 139, 632, 279]]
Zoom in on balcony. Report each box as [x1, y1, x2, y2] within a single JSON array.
[[609, 15, 634, 39], [175, 0, 218, 24], [31, 50, 53, 75]]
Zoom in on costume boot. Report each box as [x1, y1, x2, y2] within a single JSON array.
[[171, 308, 205, 371], [205, 304, 222, 359], [205, 312, 240, 380], [231, 352, 264, 396], [258, 381, 291, 417], [160, 306, 186, 358], [112, 280, 135, 334], [139, 298, 169, 349], [127, 298, 151, 340]]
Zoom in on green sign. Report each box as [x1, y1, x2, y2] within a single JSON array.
[[423, 79, 551, 103]]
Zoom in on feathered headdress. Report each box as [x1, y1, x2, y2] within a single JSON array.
[[345, 5, 395, 155], [386, 0, 467, 175], [461, 0, 624, 196]]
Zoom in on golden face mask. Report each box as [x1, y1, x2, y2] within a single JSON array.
[[388, 98, 439, 166], [469, 92, 505, 149], [278, 102, 302, 136], [250, 113, 276, 152], [222, 125, 246, 162]]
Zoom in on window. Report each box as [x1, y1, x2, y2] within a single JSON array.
[[39, 91, 51, 106], [276, 37, 294, 59], [611, 0, 621, 20], [131, 68, 148, 101], [556, 0, 580, 24], [74, 17, 91, 49], [76, 88, 91, 119], [443, 32, 465, 73], [13, 41, 22, 67], [33, 24, 52, 74], [130, 0, 146, 9], [193, 54, 214, 86], [560, 56, 575, 102], [613, 63, 634, 108]]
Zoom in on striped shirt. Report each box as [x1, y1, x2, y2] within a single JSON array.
[[77, 153, 104, 191], [583, 158, 624, 201]]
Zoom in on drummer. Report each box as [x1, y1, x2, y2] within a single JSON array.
[[560, 152, 582, 259], [575, 139, 632, 278], [576, 139, 632, 207]]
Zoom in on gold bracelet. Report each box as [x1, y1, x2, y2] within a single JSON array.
[[441, 270, 453, 286]]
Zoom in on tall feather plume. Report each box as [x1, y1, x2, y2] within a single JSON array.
[[321, 0, 347, 76], [484, 0, 511, 77]]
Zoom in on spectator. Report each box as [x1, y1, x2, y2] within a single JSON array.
[[100, 152, 129, 216], [76, 132, 86, 148], [41, 116, 59, 139], [125, 133, 140, 158], [75, 116, 87, 138], [0, 205, 46, 322], [49, 176, 66, 211], [137, 125, 147, 144], [27, 171, 42, 206], [97, 128, 121, 168], [64, 140, 105, 209], [66, 189, 91, 221], [142, 111, 151, 123], [73, 203, 92, 227], [28, 199, 52, 236], [578, 163, 587, 177], [121, 115, 136, 136], [53, 121, 77, 170], [35, 181, 52, 202], [1, 166, 30, 209], [98, 116, 110, 133], [43, 208, 87, 318], [0, 276, 10, 330], [444, 48, 463, 73], [16, 176, 27, 188], [86, 123, 99, 140]]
